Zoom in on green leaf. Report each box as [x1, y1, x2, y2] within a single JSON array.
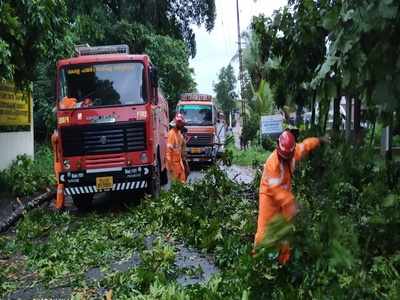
[[372, 80, 397, 111], [342, 9, 355, 22], [325, 80, 337, 99], [342, 40, 354, 55], [378, 2, 398, 19], [383, 194, 398, 208], [322, 9, 338, 31], [311, 56, 338, 89], [343, 69, 351, 88]]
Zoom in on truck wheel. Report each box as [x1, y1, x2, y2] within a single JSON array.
[[161, 167, 168, 185], [72, 194, 93, 211], [147, 164, 161, 198]]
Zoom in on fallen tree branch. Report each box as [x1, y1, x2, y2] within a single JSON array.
[[0, 188, 56, 233]]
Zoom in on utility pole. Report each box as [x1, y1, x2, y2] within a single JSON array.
[[236, 0, 245, 125]]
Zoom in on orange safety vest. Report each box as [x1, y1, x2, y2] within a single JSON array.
[[255, 137, 320, 247], [166, 128, 186, 183]]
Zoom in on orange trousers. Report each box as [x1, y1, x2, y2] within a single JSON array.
[[52, 132, 65, 209], [254, 192, 296, 264], [168, 161, 186, 183]]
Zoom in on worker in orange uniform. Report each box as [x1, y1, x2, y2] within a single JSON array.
[[254, 129, 329, 264], [51, 130, 65, 210], [166, 113, 188, 183]]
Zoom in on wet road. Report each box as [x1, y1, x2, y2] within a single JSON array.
[[161, 163, 255, 192], [187, 164, 255, 185], [5, 164, 255, 299]]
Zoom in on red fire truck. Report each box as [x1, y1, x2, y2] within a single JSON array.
[[52, 45, 169, 209], [176, 93, 225, 163]]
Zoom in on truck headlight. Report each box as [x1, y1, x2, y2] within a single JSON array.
[[140, 152, 148, 163]]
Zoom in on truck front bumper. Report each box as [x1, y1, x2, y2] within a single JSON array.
[[59, 166, 153, 195], [186, 146, 217, 162]]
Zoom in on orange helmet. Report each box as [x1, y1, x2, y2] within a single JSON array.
[[277, 130, 296, 160], [174, 113, 185, 127]]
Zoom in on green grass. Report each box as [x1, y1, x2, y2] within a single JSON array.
[[227, 144, 269, 167]]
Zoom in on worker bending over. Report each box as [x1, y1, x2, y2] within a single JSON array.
[[254, 129, 328, 264]]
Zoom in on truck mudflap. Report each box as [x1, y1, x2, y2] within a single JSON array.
[[59, 166, 153, 195]]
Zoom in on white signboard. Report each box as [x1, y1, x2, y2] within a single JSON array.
[[260, 114, 283, 135]]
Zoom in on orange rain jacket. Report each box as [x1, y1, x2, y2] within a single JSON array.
[[254, 137, 320, 250], [51, 131, 65, 209], [166, 128, 186, 183]]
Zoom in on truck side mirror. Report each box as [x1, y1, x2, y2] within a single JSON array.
[[150, 67, 159, 88], [150, 67, 159, 105]]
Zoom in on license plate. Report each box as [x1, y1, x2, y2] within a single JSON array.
[[96, 176, 113, 191], [191, 147, 202, 154]]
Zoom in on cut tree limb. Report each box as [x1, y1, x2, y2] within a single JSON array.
[[0, 188, 56, 233]]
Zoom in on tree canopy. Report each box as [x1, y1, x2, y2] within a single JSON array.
[[67, 0, 216, 58], [243, 0, 400, 137], [0, 0, 71, 85], [0, 0, 216, 140], [214, 64, 237, 118]]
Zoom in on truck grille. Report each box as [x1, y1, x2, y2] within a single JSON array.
[[85, 153, 126, 168], [187, 134, 213, 146], [61, 122, 146, 156]]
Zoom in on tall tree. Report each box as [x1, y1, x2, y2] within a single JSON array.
[[0, 0, 71, 85], [67, 0, 216, 57], [214, 65, 237, 118], [310, 0, 400, 140]]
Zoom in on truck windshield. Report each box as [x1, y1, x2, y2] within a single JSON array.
[[58, 62, 146, 109], [178, 104, 212, 126]]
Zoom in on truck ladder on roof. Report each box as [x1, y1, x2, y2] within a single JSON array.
[[74, 44, 129, 56]]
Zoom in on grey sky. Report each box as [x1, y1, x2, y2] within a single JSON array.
[[190, 0, 287, 96]]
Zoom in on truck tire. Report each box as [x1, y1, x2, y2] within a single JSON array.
[[72, 194, 93, 211], [147, 164, 161, 198], [157, 149, 168, 186], [161, 167, 168, 185]]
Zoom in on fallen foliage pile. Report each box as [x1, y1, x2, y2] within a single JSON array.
[[1, 144, 400, 299]]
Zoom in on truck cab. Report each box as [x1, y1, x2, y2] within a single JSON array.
[[176, 93, 225, 163], [53, 45, 169, 209]]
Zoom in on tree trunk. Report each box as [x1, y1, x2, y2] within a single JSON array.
[[323, 101, 330, 134], [332, 82, 341, 135], [394, 108, 400, 136], [318, 101, 325, 135], [0, 189, 56, 233], [311, 90, 316, 129], [354, 97, 362, 144], [383, 114, 394, 161], [333, 96, 341, 134], [345, 96, 352, 142], [369, 119, 376, 147], [296, 103, 303, 126]]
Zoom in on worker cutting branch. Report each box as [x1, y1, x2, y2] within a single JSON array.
[[254, 129, 329, 264]]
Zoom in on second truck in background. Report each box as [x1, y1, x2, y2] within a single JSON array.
[[176, 93, 225, 163]]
